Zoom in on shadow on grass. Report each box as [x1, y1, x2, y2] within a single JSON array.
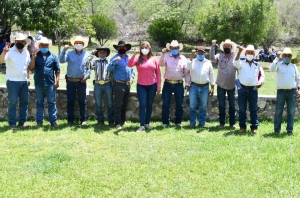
[[223, 129, 256, 137], [262, 132, 289, 138]]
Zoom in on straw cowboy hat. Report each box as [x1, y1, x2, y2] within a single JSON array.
[[36, 30, 43, 34], [280, 47, 297, 59], [70, 36, 88, 48], [220, 39, 237, 53], [95, 46, 110, 57], [113, 40, 131, 51], [35, 37, 52, 50], [14, 32, 31, 45], [242, 45, 259, 56], [166, 40, 183, 51]]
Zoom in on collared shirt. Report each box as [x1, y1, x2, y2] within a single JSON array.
[[107, 53, 135, 81], [234, 60, 265, 86], [34, 51, 60, 86], [159, 53, 190, 86], [187, 58, 215, 86], [5, 46, 30, 81], [269, 58, 300, 89], [128, 55, 161, 88], [216, 53, 236, 90], [59, 49, 92, 78], [91, 58, 112, 81]]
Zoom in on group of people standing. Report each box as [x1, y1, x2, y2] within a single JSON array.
[[0, 32, 299, 136]]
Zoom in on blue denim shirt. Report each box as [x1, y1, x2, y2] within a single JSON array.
[[34, 51, 60, 86], [107, 53, 135, 81], [59, 49, 92, 78]]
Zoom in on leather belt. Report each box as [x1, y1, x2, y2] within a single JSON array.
[[165, 79, 183, 84], [114, 80, 130, 85], [68, 78, 82, 82], [278, 88, 297, 92], [191, 82, 209, 87], [95, 80, 110, 85], [241, 84, 255, 89]]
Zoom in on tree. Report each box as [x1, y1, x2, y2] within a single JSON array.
[[91, 14, 118, 46]]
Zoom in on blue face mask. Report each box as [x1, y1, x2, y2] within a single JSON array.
[[40, 48, 49, 53], [197, 54, 205, 60], [171, 49, 179, 56], [283, 57, 290, 64]]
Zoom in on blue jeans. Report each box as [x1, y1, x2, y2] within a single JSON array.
[[94, 82, 114, 124], [113, 82, 130, 125], [189, 84, 209, 125], [217, 86, 236, 125], [274, 90, 296, 132], [238, 87, 258, 130], [67, 81, 87, 123], [137, 83, 157, 126], [35, 86, 57, 125], [162, 81, 184, 125], [6, 80, 29, 126]]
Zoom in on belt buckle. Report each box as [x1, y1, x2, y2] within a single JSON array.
[[99, 80, 105, 85], [126, 81, 130, 85], [169, 80, 175, 84]]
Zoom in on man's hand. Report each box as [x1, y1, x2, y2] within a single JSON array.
[[3, 42, 10, 53], [209, 87, 214, 96], [162, 48, 167, 54], [64, 45, 70, 50], [91, 49, 97, 55], [54, 81, 59, 90], [156, 88, 161, 94], [114, 56, 121, 62], [32, 49, 37, 59], [237, 45, 244, 52], [256, 81, 262, 89], [81, 76, 87, 83], [133, 49, 140, 56], [130, 78, 134, 85]]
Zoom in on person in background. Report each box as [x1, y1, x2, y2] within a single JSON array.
[[128, 41, 161, 132], [35, 30, 43, 41], [209, 39, 219, 67], [27, 36, 36, 57]]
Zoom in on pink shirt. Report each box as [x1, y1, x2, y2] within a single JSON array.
[[159, 53, 191, 86], [128, 56, 162, 88]]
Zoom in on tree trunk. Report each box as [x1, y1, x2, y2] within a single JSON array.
[[89, 36, 92, 46]]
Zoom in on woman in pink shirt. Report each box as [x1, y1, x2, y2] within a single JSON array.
[[128, 41, 161, 132]]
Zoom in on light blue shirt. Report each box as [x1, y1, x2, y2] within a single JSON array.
[[59, 49, 93, 78], [107, 53, 135, 81]]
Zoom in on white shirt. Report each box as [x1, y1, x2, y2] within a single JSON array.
[[269, 57, 300, 89], [234, 60, 265, 86], [187, 58, 215, 85], [5, 46, 30, 81]]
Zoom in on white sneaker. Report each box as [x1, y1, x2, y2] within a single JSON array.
[[163, 124, 169, 128], [116, 125, 122, 130], [145, 124, 151, 129], [136, 126, 145, 132]]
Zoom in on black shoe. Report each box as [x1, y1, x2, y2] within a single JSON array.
[[274, 131, 280, 135], [287, 132, 294, 136]]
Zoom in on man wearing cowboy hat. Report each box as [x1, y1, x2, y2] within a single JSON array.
[[90, 46, 114, 127], [3, 32, 31, 129], [35, 30, 43, 41], [107, 40, 135, 130], [269, 47, 300, 136], [234, 45, 265, 133], [216, 39, 237, 129], [29, 37, 60, 128], [159, 40, 191, 127], [59, 35, 93, 126], [188, 46, 215, 128]]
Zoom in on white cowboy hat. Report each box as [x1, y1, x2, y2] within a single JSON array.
[[166, 40, 183, 51], [220, 39, 237, 53], [280, 47, 297, 59], [36, 30, 43, 34], [242, 45, 259, 56], [35, 37, 52, 50], [14, 33, 30, 45], [70, 36, 88, 48]]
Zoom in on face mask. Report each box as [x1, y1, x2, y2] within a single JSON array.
[[171, 49, 179, 56], [16, 43, 25, 49], [118, 49, 126, 55], [223, 48, 231, 54], [74, 44, 83, 51], [246, 54, 254, 61], [141, 48, 149, 55], [40, 48, 49, 53], [283, 57, 290, 64], [197, 54, 205, 61]]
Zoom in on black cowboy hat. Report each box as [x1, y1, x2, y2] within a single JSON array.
[[113, 40, 131, 51], [95, 46, 110, 57]]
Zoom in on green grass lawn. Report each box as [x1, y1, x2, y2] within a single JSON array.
[[0, 120, 300, 197]]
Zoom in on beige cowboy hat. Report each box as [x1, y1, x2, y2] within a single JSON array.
[[35, 37, 52, 50], [70, 36, 88, 48], [166, 40, 183, 51], [280, 47, 297, 59], [242, 45, 259, 56], [14, 32, 31, 45], [220, 39, 237, 53]]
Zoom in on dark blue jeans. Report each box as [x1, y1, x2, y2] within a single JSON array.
[[217, 86, 236, 126], [274, 90, 296, 133], [67, 81, 87, 123], [94, 82, 114, 124], [137, 83, 157, 126], [238, 87, 258, 130], [6, 80, 29, 126], [162, 81, 184, 125], [113, 82, 130, 125], [35, 85, 57, 125]]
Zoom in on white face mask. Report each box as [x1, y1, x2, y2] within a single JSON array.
[[141, 48, 149, 55], [74, 44, 83, 51], [246, 54, 254, 61]]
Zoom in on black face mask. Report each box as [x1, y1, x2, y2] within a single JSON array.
[[223, 48, 231, 54], [118, 49, 126, 55], [16, 43, 25, 49]]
